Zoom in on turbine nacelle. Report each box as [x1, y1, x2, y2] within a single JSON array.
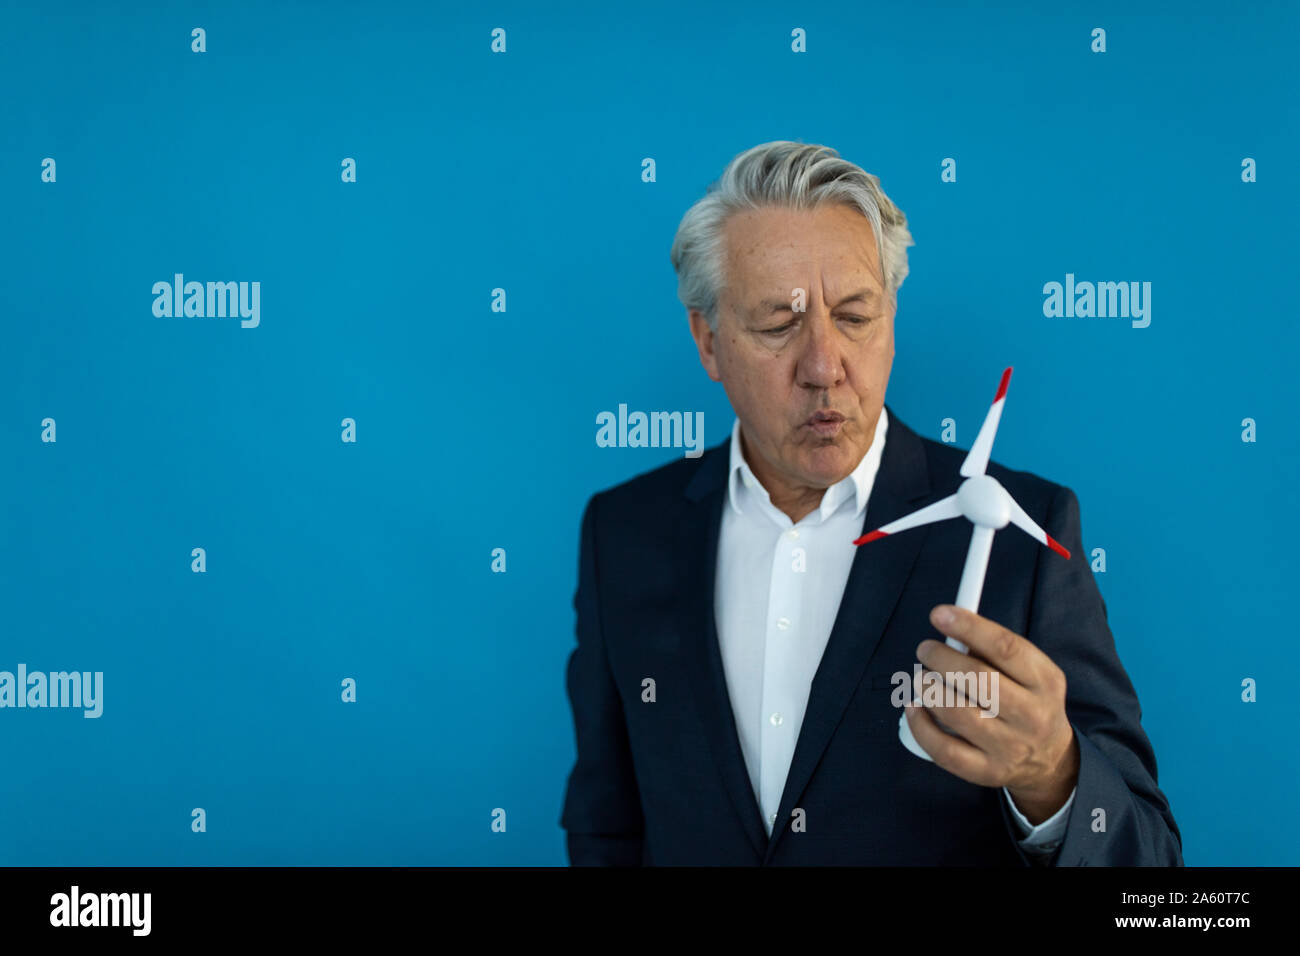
[[955, 474, 1011, 530]]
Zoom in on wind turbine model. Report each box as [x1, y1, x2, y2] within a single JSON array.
[[852, 367, 1071, 761]]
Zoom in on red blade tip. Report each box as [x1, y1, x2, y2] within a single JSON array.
[[854, 529, 889, 546], [1046, 535, 1070, 560], [994, 366, 1013, 403]]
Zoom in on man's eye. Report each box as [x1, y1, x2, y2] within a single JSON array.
[[760, 315, 872, 336]]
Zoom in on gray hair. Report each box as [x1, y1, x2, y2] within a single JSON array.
[[669, 141, 915, 331]]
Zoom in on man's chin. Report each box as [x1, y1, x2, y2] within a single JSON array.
[[794, 445, 862, 487]]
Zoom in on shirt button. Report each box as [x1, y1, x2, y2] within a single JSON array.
[[776, 617, 790, 630], [769, 813, 778, 825], [787, 529, 799, 539], [770, 712, 783, 726], [744, 476, 755, 488]]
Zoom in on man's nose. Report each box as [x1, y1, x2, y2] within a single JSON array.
[[795, 310, 846, 389]]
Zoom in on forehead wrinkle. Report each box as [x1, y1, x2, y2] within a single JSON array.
[[723, 208, 886, 319]]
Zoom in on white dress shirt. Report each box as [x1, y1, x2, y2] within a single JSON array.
[[713, 407, 1074, 859]]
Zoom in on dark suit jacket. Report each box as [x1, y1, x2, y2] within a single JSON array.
[[559, 403, 1182, 865]]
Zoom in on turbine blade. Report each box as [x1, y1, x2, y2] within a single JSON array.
[[960, 366, 1012, 478], [854, 494, 962, 545], [1007, 495, 1071, 559]]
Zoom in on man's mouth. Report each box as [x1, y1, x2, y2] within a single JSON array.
[[805, 410, 846, 436]]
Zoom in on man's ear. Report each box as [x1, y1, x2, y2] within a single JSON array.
[[687, 309, 722, 382]]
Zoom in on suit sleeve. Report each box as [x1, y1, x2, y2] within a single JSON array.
[[558, 494, 646, 865], [1006, 484, 1183, 866]]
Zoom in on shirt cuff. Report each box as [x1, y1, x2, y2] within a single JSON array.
[[1003, 785, 1075, 856]]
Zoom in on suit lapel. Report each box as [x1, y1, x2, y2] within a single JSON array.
[[677, 403, 935, 864], [677, 445, 769, 858]]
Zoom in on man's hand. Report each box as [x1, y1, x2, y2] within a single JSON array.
[[904, 604, 1080, 825]]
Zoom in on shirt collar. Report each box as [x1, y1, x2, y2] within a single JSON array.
[[727, 406, 890, 523]]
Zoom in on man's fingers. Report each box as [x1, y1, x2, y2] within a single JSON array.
[[915, 638, 1035, 729], [929, 605, 1046, 689], [917, 667, 1018, 754], [904, 700, 996, 787]]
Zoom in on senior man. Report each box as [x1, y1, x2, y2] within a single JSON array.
[[559, 140, 1182, 866]]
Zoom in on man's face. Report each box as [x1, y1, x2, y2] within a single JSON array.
[[688, 203, 895, 505]]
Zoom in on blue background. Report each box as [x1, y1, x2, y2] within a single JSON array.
[[1, 0, 1295, 865]]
